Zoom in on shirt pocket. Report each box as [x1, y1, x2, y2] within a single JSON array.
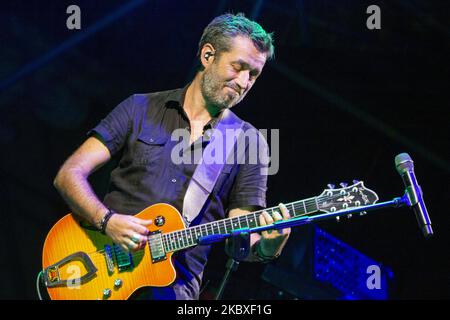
[[133, 133, 168, 166]]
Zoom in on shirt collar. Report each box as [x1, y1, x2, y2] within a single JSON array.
[[164, 83, 222, 130]]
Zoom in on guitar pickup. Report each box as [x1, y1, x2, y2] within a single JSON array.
[[148, 231, 166, 263], [113, 244, 134, 271]]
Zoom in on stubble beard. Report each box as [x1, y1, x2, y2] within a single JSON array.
[[200, 66, 243, 111]]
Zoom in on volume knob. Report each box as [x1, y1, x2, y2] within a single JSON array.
[[103, 288, 112, 299], [114, 279, 123, 288]]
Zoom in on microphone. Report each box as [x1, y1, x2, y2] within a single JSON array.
[[395, 153, 433, 238]]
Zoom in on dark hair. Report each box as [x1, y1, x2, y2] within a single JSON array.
[[197, 13, 275, 67]]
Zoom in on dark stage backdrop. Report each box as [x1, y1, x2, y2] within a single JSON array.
[[0, 1, 448, 300]]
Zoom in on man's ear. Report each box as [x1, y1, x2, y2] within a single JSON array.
[[200, 43, 216, 68]]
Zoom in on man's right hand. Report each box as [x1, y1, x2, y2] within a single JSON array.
[[104, 214, 153, 252]]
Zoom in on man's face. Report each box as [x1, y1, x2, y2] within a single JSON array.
[[201, 36, 267, 110]]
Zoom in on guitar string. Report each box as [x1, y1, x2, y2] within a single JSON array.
[[84, 207, 314, 264], [83, 194, 361, 262], [85, 199, 318, 256], [83, 199, 354, 264]]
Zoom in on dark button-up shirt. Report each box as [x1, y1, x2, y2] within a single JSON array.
[[88, 85, 268, 299]]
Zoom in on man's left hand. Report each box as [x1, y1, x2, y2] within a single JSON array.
[[258, 203, 291, 258]]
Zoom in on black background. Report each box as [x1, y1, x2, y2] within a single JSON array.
[[0, 0, 448, 299]]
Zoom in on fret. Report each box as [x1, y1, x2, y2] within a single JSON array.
[[168, 233, 173, 250], [186, 229, 193, 246], [289, 203, 295, 217], [183, 231, 188, 248], [212, 222, 219, 234], [189, 228, 196, 244], [295, 201, 304, 215], [243, 215, 250, 228], [181, 230, 187, 247], [190, 228, 196, 245], [160, 234, 165, 251], [224, 219, 230, 233], [160, 233, 167, 252], [175, 233, 181, 250], [159, 234, 165, 252], [232, 217, 239, 230], [178, 232, 183, 249], [163, 235, 169, 252], [302, 200, 307, 214], [166, 235, 171, 252], [177, 231, 183, 248], [247, 213, 257, 228], [194, 226, 202, 241], [191, 228, 196, 246], [219, 220, 227, 234], [171, 233, 177, 251], [207, 223, 213, 235], [305, 198, 317, 213], [167, 234, 171, 251], [173, 231, 179, 248]]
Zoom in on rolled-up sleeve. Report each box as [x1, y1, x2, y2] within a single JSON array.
[[87, 95, 134, 156]]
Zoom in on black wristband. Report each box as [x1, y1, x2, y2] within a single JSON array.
[[253, 241, 280, 263], [99, 209, 115, 234]]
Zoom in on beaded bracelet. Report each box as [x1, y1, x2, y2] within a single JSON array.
[[99, 209, 115, 234]]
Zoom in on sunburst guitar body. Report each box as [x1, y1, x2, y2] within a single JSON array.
[[42, 203, 183, 300]]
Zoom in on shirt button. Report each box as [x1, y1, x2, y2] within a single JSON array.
[[171, 178, 177, 183]]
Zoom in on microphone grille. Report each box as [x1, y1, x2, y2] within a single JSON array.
[[395, 153, 414, 173]]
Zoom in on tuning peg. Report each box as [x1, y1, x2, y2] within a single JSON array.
[[340, 182, 348, 188], [347, 213, 353, 219], [327, 183, 335, 189], [336, 216, 340, 222], [352, 179, 360, 184], [359, 211, 367, 216]]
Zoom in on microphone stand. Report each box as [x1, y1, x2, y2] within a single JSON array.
[[214, 231, 250, 300]]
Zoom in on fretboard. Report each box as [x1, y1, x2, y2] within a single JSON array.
[[161, 197, 319, 253]]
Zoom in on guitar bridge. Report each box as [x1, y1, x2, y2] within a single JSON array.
[[43, 252, 97, 288]]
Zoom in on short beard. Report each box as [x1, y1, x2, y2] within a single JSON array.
[[200, 65, 242, 111]]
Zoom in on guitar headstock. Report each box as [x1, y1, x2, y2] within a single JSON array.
[[317, 180, 379, 213]]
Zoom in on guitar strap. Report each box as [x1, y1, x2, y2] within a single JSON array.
[[182, 108, 245, 226]]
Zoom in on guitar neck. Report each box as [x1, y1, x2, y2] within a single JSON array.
[[161, 197, 320, 253]]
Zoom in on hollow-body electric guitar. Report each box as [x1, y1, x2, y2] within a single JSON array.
[[41, 181, 378, 300]]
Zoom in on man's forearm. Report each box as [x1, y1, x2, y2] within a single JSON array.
[[54, 168, 107, 229]]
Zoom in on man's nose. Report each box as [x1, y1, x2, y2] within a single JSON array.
[[235, 71, 250, 91]]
